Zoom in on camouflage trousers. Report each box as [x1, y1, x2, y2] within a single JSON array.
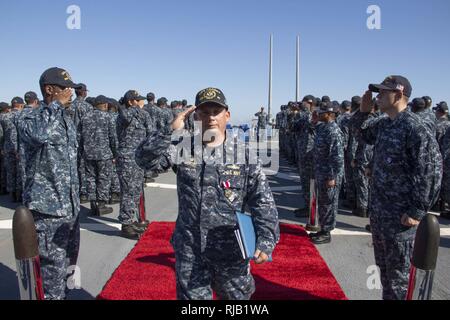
[[317, 176, 343, 232], [0, 153, 7, 191], [117, 156, 144, 225], [110, 162, 121, 194], [297, 155, 313, 210], [85, 159, 113, 202], [32, 211, 80, 300], [440, 167, 450, 205], [279, 132, 286, 154], [78, 154, 88, 197], [370, 219, 414, 300], [5, 152, 21, 193], [353, 166, 370, 210], [174, 246, 255, 300], [343, 155, 356, 203]]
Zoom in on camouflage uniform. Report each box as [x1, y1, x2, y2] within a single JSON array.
[[336, 112, 352, 199], [439, 124, 450, 206], [255, 111, 268, 141], [117, 105, 153, 225], [292, 110, 315, 210], [353, 109, 442, 300], [147, 105, 173, 132], [0, 112, 5, 192], [79, 108, 118, 202], [436, 116, 450, 148], [350, 111, 381, 212], [313, 121, 344, 232], [16, 105, 39, 192], [415, 108, 436, 137], [19, 100, 80, 300], [344, 111, 359, 206], [135, 131, 279, 300], [1, 110, 20, 194], [109, 111, 121, 195], [286, 110, 299, 163], [71, 97, 93, 198]]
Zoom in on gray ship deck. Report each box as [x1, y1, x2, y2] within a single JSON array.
[[0, 157, 449, 300]]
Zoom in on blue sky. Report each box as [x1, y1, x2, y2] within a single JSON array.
[[1, 0, 449, 124]]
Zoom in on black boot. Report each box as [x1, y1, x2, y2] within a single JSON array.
[[96, 201, 113, 216], [90, 201, 98, 216], [135, 220, 150, 229], [144, 177, 155, 183], [80, 194, 89, 204], [109, 192, 120, 204], [121, 224, 143, 240], [311, 231, 331, 244]]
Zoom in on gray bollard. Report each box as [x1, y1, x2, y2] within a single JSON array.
[[12, 206, 44, 300], [306, 179, 320, 232], [406, 214, 440, 300]]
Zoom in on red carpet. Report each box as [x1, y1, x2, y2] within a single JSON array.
[[98, 222, 347, 300]]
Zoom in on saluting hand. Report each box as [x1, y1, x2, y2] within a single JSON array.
[[254, 249, 269, 264], [401, 213, 420, 227], [54, 88, 73, 106], [171, 106, 196, 131], [360, 90, 373, 113]]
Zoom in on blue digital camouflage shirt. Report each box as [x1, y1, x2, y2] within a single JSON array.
[[353, 110, 442, 226], [117, 105, 154, 158], [135, 131, 280, 258], [79, 108, 118, 160], [19, 101, 79, 217], [313, 121, 344, 182]]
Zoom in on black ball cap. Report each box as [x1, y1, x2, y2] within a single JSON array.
[[302, 95, 315, 103], [76, 83, 88, 92], [170, 101, 178, 109], [341, 100, 351, 109], [369, 75, 412, 98], [317, 101, 339, 114], [434, 101, 448, 113], [0, 102, 11, 110], [412, 97, 426, 109], [123, 90, 146, 103], [157, 97, 168, 105], [39, 67, 82, 89], [146, 92, 155, 100], [24, 91, 38, 103], [351, 96, 362, 105], [422, 96, 432, 107], [195, 87, 229, 109], [11, 96, 25, 105], [321, 96, 331, 103], [94, 95, 110, 106]]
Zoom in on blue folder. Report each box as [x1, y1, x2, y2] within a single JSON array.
[[235, 212, 272, 262]]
